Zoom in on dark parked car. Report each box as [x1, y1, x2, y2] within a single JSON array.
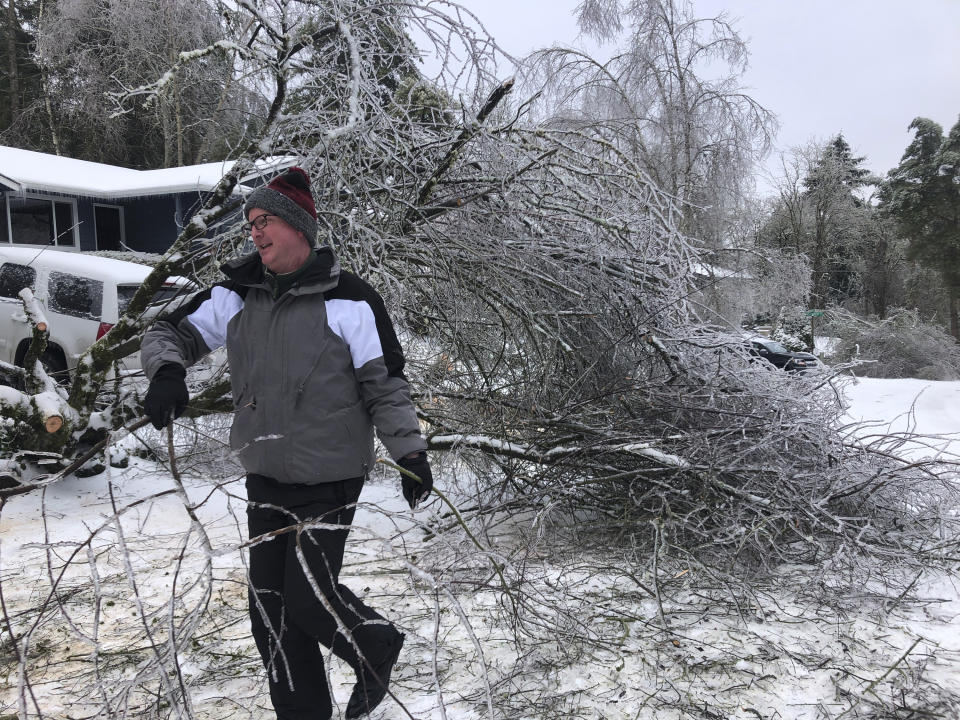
[[748, 338, 819, 372]]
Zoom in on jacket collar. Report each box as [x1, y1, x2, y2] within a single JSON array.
[[221, 246, 340, 295]]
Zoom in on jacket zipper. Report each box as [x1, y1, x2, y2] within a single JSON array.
[[293, 304, 328, 408], [294, 354, 324, 408]]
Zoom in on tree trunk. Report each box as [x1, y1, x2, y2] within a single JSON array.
[[809, 234, 828, 308], [6, 0, 19, 117], [870, 233, 889, 318], [951, 289, 959, 340], [41, 67, 60, 154], [174, 74, 183, 167], [809, 197, 833, 308], [194, 63, 234, 164], [37, 0, 61, 154], [161, 101, 173, 168]]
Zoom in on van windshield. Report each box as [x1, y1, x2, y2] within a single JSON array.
[[757, 339, 789, 354], [117, 284, 188, 315]]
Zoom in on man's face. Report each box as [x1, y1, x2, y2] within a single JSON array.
[[247, 207, 311, 274]]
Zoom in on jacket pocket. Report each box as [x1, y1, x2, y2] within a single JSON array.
[[285, 403, 372, 482]]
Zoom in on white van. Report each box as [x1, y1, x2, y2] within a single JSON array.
[[0, 247, 194, 381]]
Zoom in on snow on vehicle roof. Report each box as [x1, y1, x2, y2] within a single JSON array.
[[0, 146, 295, 199], [0, 246, 190, 285], [690, 262, 752, 280]]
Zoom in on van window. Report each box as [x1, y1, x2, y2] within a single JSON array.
[[0, 263, 37, 299], [117, 284, 188, 315], [48, 271, 103, 321]]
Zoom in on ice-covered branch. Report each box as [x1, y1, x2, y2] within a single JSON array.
[[108, 41, 256, 116], [428, 433, 690, 468]]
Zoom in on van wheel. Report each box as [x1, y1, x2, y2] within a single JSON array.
[[39, 348, 70, 387], [14, 343, 70, 387]]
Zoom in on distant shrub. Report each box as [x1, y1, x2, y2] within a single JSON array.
[[822, 308, 960, 379], [771, 305, 813, 352]]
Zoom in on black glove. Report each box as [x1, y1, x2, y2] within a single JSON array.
[[398, 452, 433, 509], [144, 364, 189, 430]]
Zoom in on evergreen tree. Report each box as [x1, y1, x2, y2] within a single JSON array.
[[804, 134, 874, 207], [0, 0, 47, 149], [761, 135, 877, 308], [805, 135, 878, 303], [882, 116, 960, 338]]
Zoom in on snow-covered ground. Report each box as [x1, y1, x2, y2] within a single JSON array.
[[842, 376, 960, 461], [1, 379, 958, 719]]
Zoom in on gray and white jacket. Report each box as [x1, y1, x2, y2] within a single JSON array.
[[141, 248, 426, 485]]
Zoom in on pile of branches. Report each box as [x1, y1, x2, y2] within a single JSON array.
[[822, 307, 960, 380], [343, 99, 960, 576], [400, 184, 960, 570]]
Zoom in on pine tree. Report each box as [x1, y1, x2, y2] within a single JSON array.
[[761, 135, 876, 307], [882, 116, 960, 338], [0, 0, 46, 149]]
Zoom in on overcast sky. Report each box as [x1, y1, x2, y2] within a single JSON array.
[[453, 0, 960, 194]]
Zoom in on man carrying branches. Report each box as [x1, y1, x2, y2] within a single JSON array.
[[140, 166, 433, 719]]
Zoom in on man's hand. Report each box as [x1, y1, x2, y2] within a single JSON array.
[[144, 364, 189, 430], [398, 451, 433, 509]]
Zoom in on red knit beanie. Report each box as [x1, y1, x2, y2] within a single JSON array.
[[243, 166, 317, 243]]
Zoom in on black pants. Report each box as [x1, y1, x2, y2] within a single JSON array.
[[246, 474, 398, 720]]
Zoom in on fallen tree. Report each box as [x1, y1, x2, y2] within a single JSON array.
[[0, 0, 955, 569]]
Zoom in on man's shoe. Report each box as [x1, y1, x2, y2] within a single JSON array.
[[344, 632, 405, 719]]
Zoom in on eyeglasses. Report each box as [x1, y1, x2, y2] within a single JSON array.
[[241, 213, 275, 234]]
